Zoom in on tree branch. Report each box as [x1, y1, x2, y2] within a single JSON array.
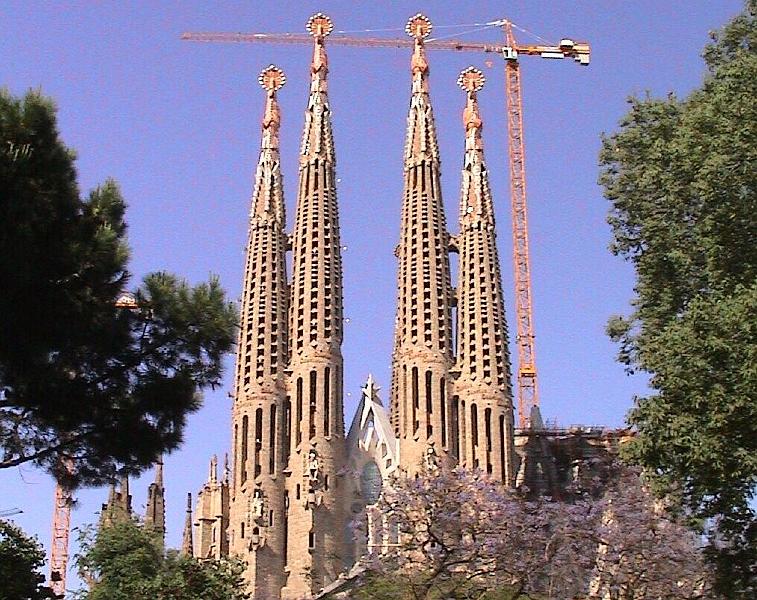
[[0, 432, 87, 470]]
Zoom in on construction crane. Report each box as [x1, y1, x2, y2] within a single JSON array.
[[50, 458, 74, 598], [181, 14, 590, 429], [48, 291, 144, 598]]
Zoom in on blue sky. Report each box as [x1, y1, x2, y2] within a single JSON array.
[[1, 0, 744, 589]]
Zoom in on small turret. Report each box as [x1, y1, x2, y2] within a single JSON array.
[[145, 457, 166, 542], [181, 492, 194, 556]]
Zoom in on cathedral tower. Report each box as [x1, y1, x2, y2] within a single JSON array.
[[144, 458, 166, 542], [281, 13, 347, 599], [453, 69, 515, 485], [390, 14, 455, 474], [228, 64, 289, 598]]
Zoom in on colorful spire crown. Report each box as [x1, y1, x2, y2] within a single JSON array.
[[306, 13, 331, 92], [407, 13, 432, 92], [258, 64, 286, 92], [458, 67, 486, 150], [306, 12, 333, 38]]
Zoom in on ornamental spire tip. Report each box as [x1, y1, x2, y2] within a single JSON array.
[[307, 13, 333, 38], [259, 65, 286, 92], [406, 13, 432, 39], [458, 67, 486, 93]]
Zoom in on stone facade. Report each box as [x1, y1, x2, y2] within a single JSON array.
[[389, 15, 456, 477], [174, 12, 618, 600], [195, 455, 230, 560], [453, 68, 516, 486]]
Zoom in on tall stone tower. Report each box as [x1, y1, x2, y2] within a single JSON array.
[[228, 63, 290, 598], [453, 69, 515, 485], [281, 13, 346, 599], [144, 458, 166, 542], [390, 14, 456, 475], [196, 455, 230, 560]]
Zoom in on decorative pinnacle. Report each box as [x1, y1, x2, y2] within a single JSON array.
[[307, 13, 333, 38], [406, 13, 432, 39], [258, 65, 286, 92], [458, 67, 486, 93]]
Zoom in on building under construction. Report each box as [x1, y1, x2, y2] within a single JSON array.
[[88, 12, 627, 600]]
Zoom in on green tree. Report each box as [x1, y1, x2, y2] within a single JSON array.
[[76, 519, 249, 600], [0, 519, 56, 600], [0, 89, 237, 487], [599, 1, 756, 594]]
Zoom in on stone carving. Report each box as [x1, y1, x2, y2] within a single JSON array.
[[307, 446, 320, 484]]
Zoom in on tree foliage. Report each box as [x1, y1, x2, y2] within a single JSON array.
[[0, 89, 237, 486], [599, 2, 756, 594], [0, 519, 56, 600], [354, 465, 711, 600], [75, 519, 249, 600]]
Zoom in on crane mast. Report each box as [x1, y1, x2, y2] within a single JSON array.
[[181, 19, 589, 430], [502, 21, 538, 428], [50, 459, 74, 598], [47, 293, 139, 597]]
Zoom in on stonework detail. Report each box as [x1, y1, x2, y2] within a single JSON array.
[[195, 455, 230, 560], [389, 17, 456, 476], [227, 58, 290, 599], [453, 68, 516, 485], [345, 376, 400, 563], [144, 458, 166, 542], [166, 12, 609, 600]]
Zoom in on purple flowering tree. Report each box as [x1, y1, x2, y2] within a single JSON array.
[[352, 464, 714, 600]]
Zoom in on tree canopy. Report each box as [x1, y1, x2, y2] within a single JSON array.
[[75, 519, 249, 600], [351, 465, 711, 600], [599, 1, 756, 594], [0, 89, 237, 487], [0, 519, 56, 600]]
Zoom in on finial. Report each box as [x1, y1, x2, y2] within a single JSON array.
[[407, 14, 431, 91], [181, 492, 193, 557], [209, 454, 218, 483], [460, 67, 485, 145], [258, 65, 284, 154], [306, 13, 333, 38], [457, 67, 486, 93], [362, 374, 381, 404], [406, 13, 432, 39], [307, 14, 331, 82], [258, 65, 286, 92], [154, 456, 164, 487]]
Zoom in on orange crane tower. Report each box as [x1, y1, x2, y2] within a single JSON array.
[[48, 293, 141, 597], [49, 459, 74, 598], [181, 19, 590, 429]]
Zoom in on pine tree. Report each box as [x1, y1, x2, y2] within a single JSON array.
[[0, 89, 237, 486]]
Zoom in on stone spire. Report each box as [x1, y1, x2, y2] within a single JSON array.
[[453, 68, 515, 485], [196, 454, 229, 560], [99, 475, 132, 528], [228, 64, 289, 599], [181, 492, 194, 556], [282, 13, 346, 599], [145, 457, 166, 541], [390, 14, 455, 475]]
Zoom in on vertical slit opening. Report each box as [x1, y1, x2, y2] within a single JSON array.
[[309, 370, 317, 439], [324, 366, 331, 436], [269, 404, 277, 474], [241, 415, 249, 483], [296, 378, 303, 446], [440, 377, 447, 448], [254, 408, 263, 478], [412, 367, 419, 434]]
